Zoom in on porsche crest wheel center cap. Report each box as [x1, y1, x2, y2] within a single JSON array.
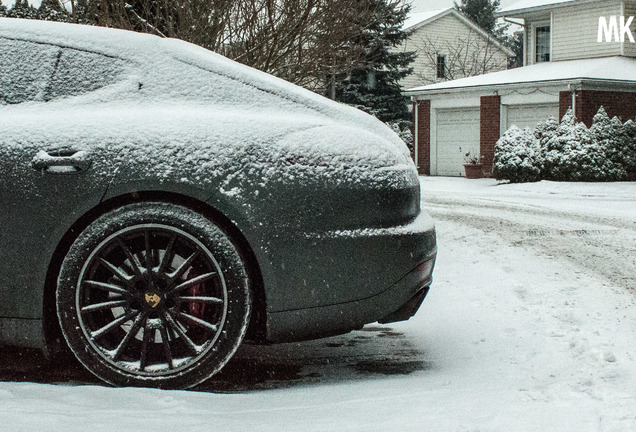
[[145, 293, 162, 308]]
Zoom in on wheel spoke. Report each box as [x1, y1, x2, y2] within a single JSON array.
[[117, 237, 143, 279], [159, 325, 174, 369], [177, 296, 223, 304], [144, 229, 154, 274], [91, 309, 138, 339], [84, 280, 131, 297], [99, 258, 134, 288], [81, 299, 128, 313], [167, 252, 198, 284], [173, 310, 218, 333], [162, 312, 201, 355], [158, 233, 177, 273], [139, 319, 152, 371], [168, 272, 217, 295], [112, 311, 149, 361]]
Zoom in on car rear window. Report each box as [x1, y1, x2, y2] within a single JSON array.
[[45, 48, 126, 100], [0, 37, 126, 104], [0, 38, 58, 104]]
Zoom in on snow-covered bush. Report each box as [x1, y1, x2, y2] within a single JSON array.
[[388, 120, 414, 154], [591, 107, 635, 180], [493, 126, 542, 183], [495, 107, 633, 182], [542, 109, 625, 181], [621, 120, 636, 179]]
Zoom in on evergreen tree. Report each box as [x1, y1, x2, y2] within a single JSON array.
[[7, 0, 38, 19], [455, 0, 500, 34], [332, 0, 415, 123], [72, 0, 92, 24], [37, 0, 70, 22], [0, 4, 7, 17]]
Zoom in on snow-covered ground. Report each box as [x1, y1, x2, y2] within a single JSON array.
[[1, 177, 635, 431]]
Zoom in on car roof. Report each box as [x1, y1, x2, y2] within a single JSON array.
[[0, 17, 161, 61], [0, 18, 404, 147]]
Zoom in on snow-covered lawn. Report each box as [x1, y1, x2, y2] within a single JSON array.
[[1, 177, 635, 431]]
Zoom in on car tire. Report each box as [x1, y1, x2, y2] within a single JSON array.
[[56, 202, 251, 389]]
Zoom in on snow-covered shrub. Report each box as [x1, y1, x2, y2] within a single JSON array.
[[388, 120, 414, 154], [534, 115, 559, 148], [495, 107, 633, 183], [543, 109, 625, 181], [493, 126, 542, 182], [542, 110, 624, 181], [590, 107, 634, 180], [621, 120, 636, 179]]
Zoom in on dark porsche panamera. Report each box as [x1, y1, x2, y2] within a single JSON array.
[[0, 19, 437, 388]]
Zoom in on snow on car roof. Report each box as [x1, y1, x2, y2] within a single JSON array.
[[0, 18, 404, 146], [406, 56, 636, 94], [0, 19, 417, 198]]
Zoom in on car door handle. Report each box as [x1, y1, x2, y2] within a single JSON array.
[[31, 149, 92, 174]]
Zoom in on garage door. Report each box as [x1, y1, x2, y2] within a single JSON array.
[[436, 107, 480, 177], [506, 104, 559, 130]]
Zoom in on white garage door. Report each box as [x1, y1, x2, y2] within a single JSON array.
[[506, 104, 559, 130], [436, 107, 480, 177]]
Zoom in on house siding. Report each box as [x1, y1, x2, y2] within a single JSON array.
[[399, 13, 509, 89], [551, 3, 622, 61], [623, 2, 636, 58]]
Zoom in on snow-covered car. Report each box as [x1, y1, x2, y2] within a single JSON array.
[[0, 18, 437, 389]]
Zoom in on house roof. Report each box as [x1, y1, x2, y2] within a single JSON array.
[[499, 0, 576, 15], [403, 8, 515, 57], [402, 9, 450, 31], [405, 56, 636, 94]]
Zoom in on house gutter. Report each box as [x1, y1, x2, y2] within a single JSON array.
[[568, 83, 577, 116], [503, 18, 524, 27], [405, 78, 636, 98]]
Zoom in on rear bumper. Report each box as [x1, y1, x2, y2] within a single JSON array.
[[264, 211, 437, 342]]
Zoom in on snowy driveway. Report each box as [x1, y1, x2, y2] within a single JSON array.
[[1, 177, 635, 431]]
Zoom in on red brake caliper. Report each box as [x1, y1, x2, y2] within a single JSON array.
[[186, 268, 206, 319]]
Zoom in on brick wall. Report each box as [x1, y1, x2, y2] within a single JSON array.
[[575, 90, 636, 126], [559, 91, 572, 121], [416, 100, 431, 175], [559, 90, 636, 126], [480, 96, 500, 176]]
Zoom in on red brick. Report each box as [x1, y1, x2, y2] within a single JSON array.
[[480, 96, 500, 176], [575, 90, 636, 127], [559, 91, 572, 121], [416, 100, 431, 175]]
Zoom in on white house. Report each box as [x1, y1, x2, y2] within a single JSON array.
[[406, 0, 636, 177], [397, 8, 513, 90]]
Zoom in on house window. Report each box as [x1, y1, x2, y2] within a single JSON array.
[[535, 25, 551, 63], [436, 54, 446, 79]]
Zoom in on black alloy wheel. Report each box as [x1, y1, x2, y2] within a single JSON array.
[[57, 202, 251, 389]]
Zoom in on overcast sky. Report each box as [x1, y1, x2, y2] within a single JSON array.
[[410, 0, 518, 12]]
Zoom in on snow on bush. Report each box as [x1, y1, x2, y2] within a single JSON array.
[[495, 107, 635, 183], [493, 126, 542, 183], [387, 121, 414, 155]]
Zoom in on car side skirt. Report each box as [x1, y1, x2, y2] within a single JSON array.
[[0, 317, 45, 349]]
